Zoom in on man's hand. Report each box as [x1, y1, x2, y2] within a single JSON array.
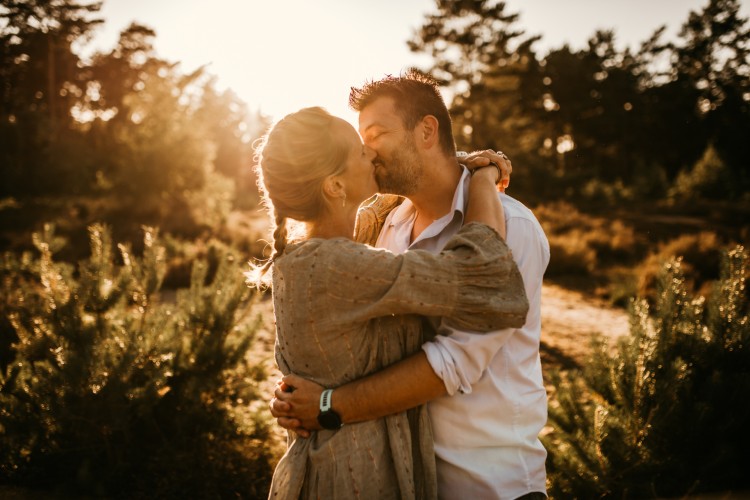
[[269, 374, 325, 438], [458, 149, 512, 192]]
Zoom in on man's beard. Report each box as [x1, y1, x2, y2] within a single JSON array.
[[375, 135, 423, 196]]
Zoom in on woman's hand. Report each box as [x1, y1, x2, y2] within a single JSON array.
[[269, 374, 325, 437], [458, 149, 512, 192], [463, 149, 508, 238]]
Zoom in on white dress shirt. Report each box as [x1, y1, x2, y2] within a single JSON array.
[[375, 168, 550, 500]]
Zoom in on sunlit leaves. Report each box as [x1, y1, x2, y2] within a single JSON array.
[[545, 246, 750, 498]]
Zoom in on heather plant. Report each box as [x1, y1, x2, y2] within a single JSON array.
[[0, 224, 274, 498], [544, 246, 750, 498]]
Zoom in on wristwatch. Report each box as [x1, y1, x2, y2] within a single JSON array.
[[317, 389, 343, 430]]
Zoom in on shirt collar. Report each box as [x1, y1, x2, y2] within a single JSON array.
[[383, 166, 472, 238]]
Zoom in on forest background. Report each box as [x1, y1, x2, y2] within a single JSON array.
[[1, 0, 749, 498]]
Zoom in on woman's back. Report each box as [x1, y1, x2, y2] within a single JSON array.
[[270, 237, 436, 500]]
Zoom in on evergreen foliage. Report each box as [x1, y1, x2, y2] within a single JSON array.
[[1, 3, 269, 255], [0, 224, 274, 498], [409, 0, 750, 203], [544, 246, 750, 498]]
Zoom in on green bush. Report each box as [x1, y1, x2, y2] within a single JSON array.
[[0, 224, 274, 498], [637, 231, 725, 300], [669, 144, 733, 201], [544, 246, 750, 499]]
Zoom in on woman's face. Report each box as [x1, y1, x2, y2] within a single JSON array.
[[333, 117, 378, 207]]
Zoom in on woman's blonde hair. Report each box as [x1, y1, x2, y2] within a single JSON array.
[[248, 107, 350, 284]]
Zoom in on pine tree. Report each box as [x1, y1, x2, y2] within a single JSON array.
[[407, 0, 546, 196], [545, 246, 750, 498], [0, 224, 274, 497]]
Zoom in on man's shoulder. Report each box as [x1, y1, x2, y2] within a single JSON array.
[[499, 193, 550, 260], [499, 193, 543, 226]]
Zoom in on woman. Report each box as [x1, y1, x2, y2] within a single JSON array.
[[249, 107, 527, 499]]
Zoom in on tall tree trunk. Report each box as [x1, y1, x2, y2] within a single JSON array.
[[47, 33, 57, 141]]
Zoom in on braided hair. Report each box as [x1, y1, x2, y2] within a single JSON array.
[[247, 107, 349, 285]]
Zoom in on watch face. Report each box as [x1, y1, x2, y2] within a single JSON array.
[[318, 410, 342, 430]]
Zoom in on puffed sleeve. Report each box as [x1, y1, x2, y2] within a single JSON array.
[[354, 194, 404, 245], [295, 222, 528, 333]]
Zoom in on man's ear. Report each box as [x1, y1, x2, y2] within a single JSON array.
[[417, 115, 439, 150]]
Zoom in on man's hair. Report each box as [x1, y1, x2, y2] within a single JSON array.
[[349, 69, 457, 156]]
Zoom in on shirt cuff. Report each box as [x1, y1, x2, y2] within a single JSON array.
[[423, 318, 517, 395], [422, 339, 468, 396]]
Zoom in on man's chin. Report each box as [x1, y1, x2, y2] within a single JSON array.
[[376, 184, 409, 197], [376, 171, 412, 196]]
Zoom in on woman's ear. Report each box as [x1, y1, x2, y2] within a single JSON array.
[[322, 174, 345, 201], [417, 115, 439, 150]]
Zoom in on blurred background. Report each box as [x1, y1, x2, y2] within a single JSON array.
[[1, 1, 749, 498]]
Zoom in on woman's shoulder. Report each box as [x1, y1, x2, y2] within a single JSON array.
[[354, 194, 404, 245], [279, 238, 378, 265]]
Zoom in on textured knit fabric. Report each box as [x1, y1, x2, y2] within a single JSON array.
[[267, 221, 528, 500]]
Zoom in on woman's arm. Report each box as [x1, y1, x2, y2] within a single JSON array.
[[464, 165, 506, 238], [302, 222, 527, 334]]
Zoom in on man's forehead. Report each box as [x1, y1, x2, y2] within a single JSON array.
[[358, 96, 401, 133]]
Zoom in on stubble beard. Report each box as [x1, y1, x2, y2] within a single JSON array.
[[375, 136, 423, 197]]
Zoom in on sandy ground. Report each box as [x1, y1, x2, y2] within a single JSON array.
[[540, 283, 630, 368]]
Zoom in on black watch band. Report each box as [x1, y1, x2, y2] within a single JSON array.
[[317, 389, 343, 430]]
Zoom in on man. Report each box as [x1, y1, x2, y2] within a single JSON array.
[[271, 70, 550, 500]]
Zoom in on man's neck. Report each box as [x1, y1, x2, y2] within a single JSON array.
[[407, 156, 462, 241]]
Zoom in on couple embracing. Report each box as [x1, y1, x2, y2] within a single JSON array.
[[248, 70, 549, 500]]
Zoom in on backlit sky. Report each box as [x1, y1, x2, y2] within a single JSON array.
[[87, 0, 749, 126]]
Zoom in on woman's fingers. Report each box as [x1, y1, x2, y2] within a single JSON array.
[[459, 149, 512, 191]]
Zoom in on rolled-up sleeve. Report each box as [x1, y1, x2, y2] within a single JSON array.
[[423, 325, 514, 395]]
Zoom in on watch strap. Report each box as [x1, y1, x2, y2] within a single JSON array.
[[320, 388, 333, 412]]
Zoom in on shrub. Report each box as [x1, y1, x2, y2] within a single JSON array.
[[536, 201, 641, 278], [0, 224, 274, 498], [669, 144, 732, 201], [637, 231, 725, 300], [544, 246, 750, 499]]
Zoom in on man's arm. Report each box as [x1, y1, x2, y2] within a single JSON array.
[[272, 351, 445, 435]]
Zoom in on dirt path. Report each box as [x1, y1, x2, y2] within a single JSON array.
[[540, 283, 630, 369]]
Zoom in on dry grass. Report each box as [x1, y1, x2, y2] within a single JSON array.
[[535, 201, 641, 278]]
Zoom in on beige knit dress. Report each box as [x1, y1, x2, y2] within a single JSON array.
[[267, 197, 528, 500]]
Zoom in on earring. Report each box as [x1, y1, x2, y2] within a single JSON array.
[[341, 194, 346, 208]]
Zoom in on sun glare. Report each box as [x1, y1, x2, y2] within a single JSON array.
[[94, 1, 436, 128]]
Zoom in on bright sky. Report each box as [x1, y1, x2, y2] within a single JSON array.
[[88, 0, 749, 126]]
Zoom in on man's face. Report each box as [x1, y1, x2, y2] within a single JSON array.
[[358, 96, 423, 196]]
